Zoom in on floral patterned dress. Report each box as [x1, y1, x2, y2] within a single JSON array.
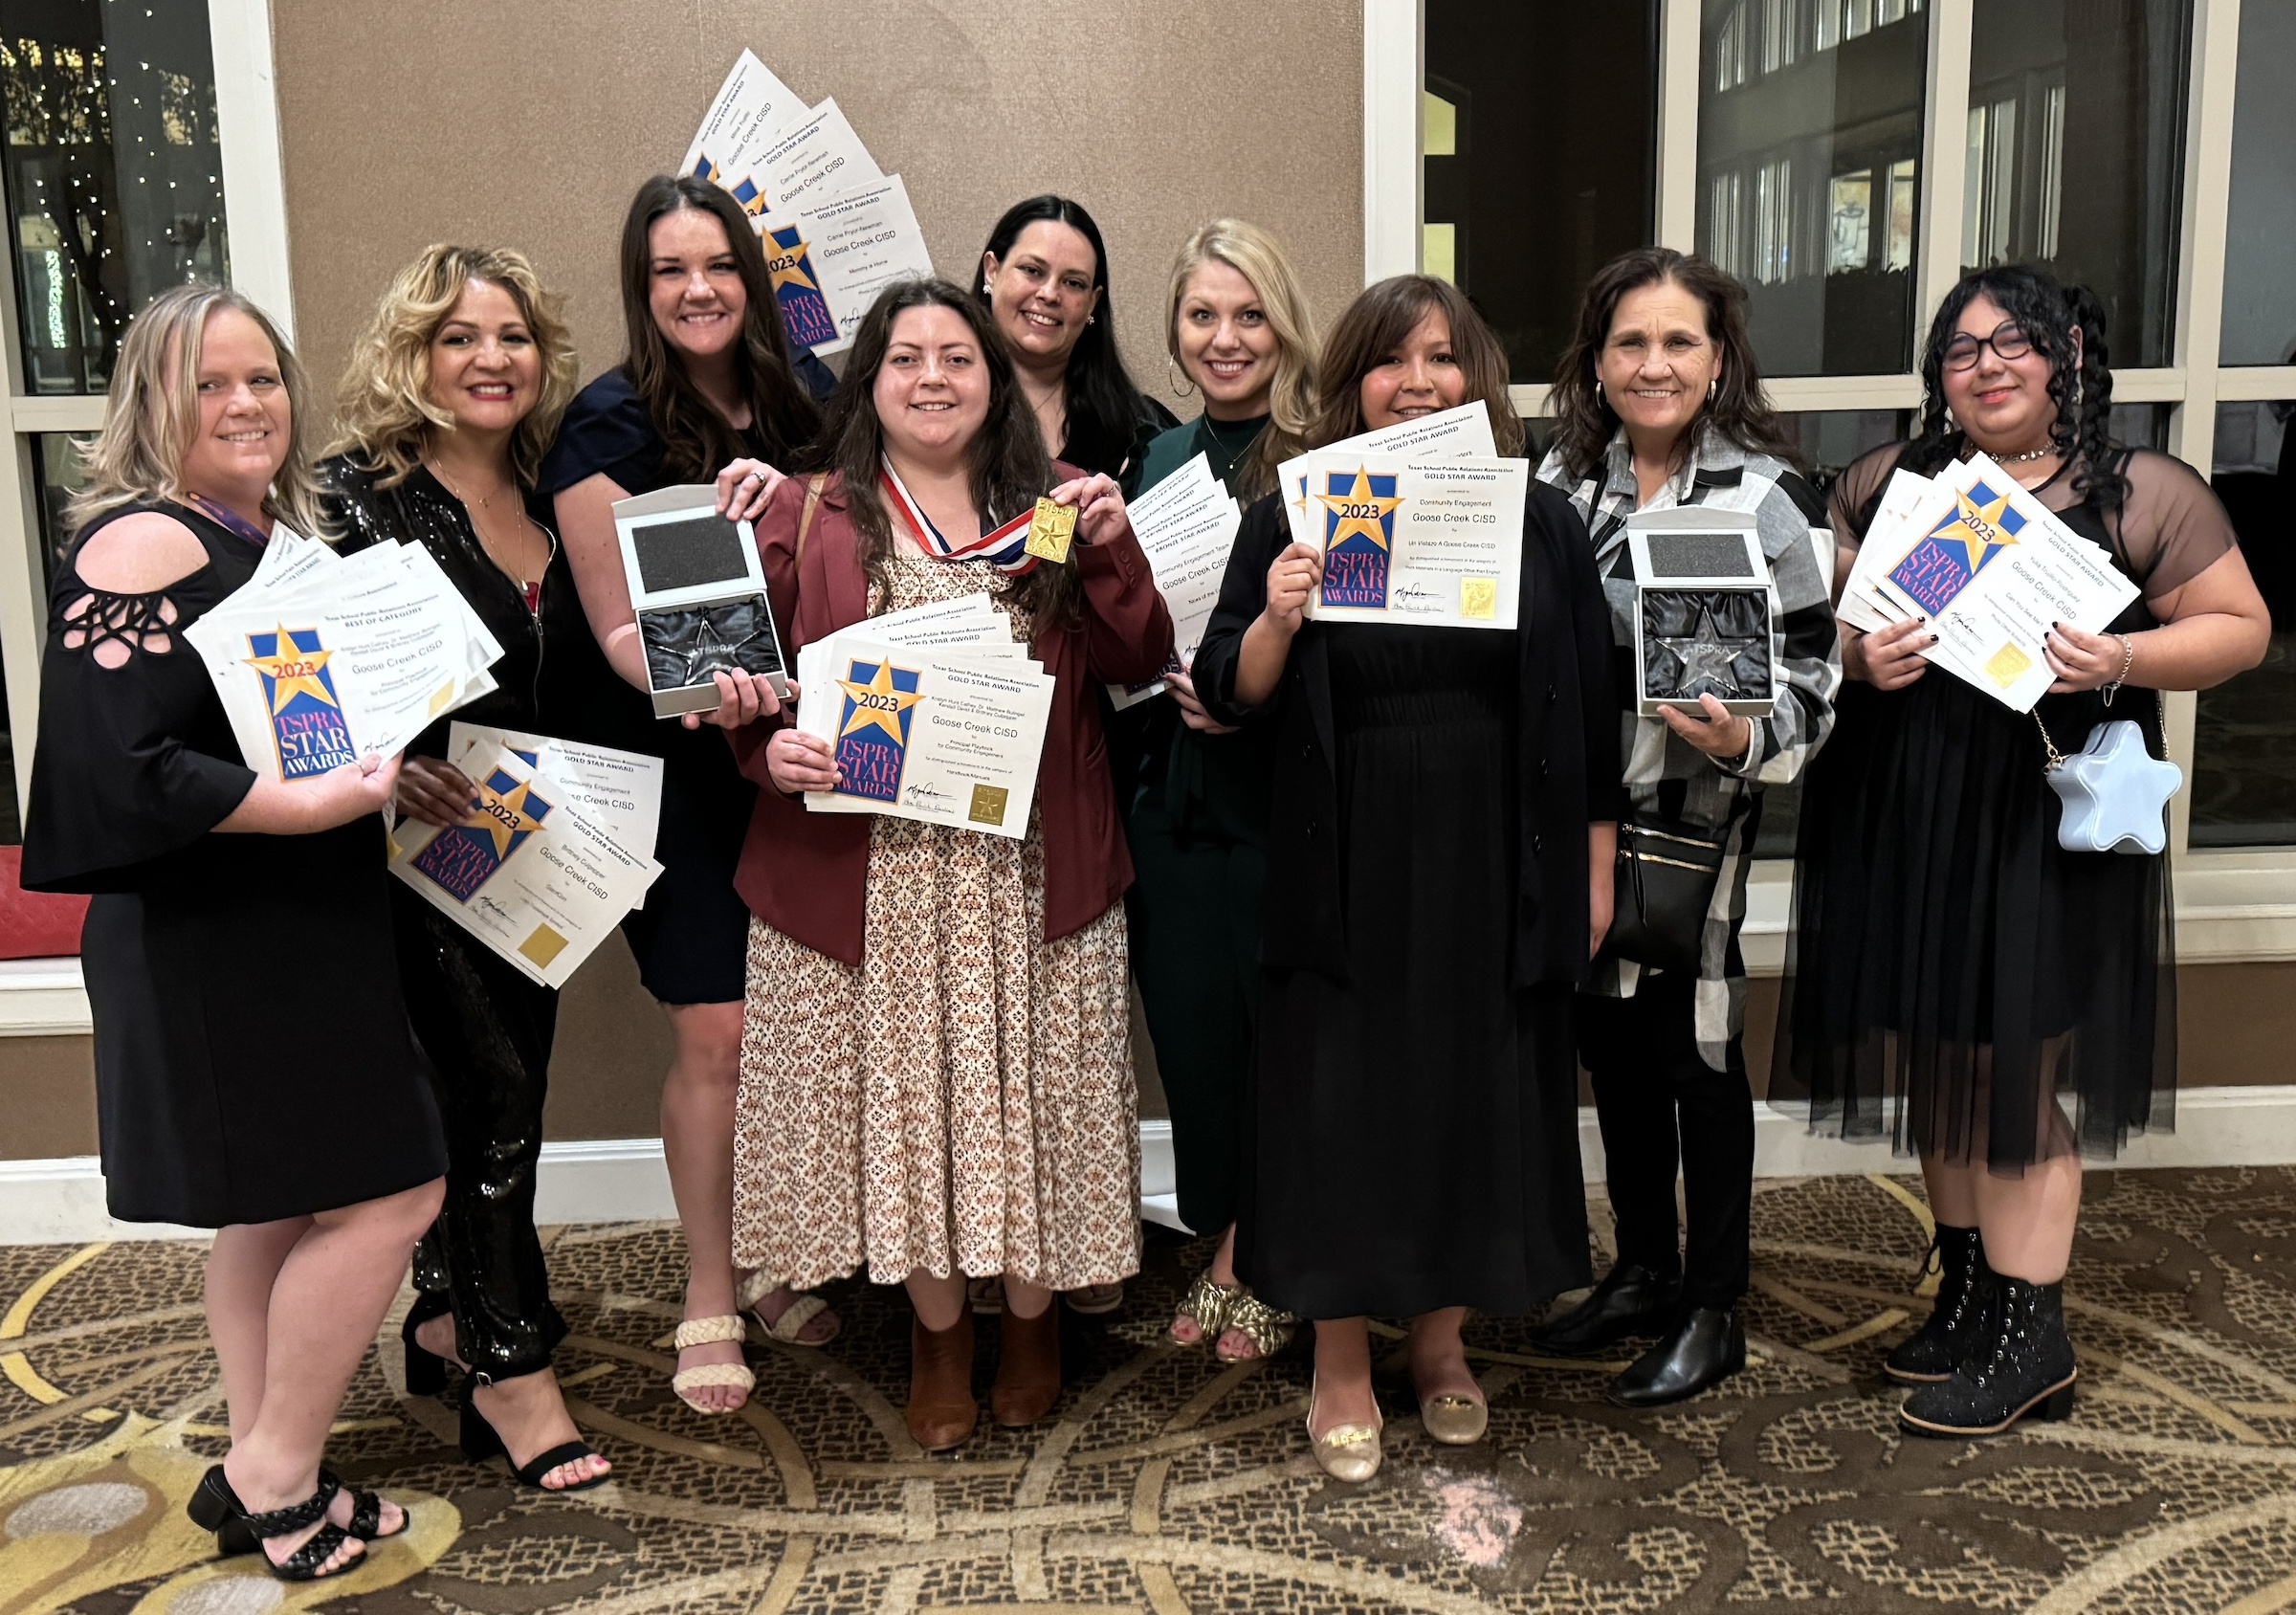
[[733, 548, 1141, 1291]]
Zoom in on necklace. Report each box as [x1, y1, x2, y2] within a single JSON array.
[[430, 458, 544, 588], [1992, 443, 2057, 464]]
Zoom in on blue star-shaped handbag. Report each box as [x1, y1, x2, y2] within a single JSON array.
[[2042, 714, 2182, 855]]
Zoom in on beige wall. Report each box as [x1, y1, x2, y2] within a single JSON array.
[[269, 0, 1367, 410]]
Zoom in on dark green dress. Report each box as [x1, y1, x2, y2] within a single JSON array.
[[1117, 412, 1277, 1234]]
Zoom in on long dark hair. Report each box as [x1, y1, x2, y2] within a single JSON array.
[[974, 195, 1153, 476], [616, 174, 821, 481], [1903, 263, 2123, 507], [1311, 276, 1524, 455], [817, 277, 1078, 625], [1548, 247, 1794, 484]]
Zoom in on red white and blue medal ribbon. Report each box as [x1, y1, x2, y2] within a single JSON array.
[[878, 456, 1039, 576]]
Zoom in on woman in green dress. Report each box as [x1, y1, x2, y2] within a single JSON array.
[[1120, 220, 1320, 1361]]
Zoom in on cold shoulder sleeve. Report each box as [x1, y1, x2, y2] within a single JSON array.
[[2107, 449, 2241, 599], [19, 549, 256, 892]]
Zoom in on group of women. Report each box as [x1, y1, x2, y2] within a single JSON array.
[[20, 162, 2271, 1579]]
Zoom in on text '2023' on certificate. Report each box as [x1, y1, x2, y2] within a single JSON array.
[[1292, 452, 1530, 631]]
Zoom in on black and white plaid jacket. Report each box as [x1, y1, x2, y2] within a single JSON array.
[[1537, 428, 1842, 1069]]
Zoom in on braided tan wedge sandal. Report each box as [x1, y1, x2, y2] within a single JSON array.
[[738, 1270, 841, 1346], [671, 1316, 755, 1413]]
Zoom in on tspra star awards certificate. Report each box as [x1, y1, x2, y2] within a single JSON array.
[[1292, 452, 1530, 630], [793, 602, 1055, 838]]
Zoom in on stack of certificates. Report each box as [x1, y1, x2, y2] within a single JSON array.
[[682, 51, 935, 357], [1110, 451, 1243, 709], [793, 593, 1055, 839], [1839, 452, 2139, 711], [389, 723, 666, 989], [1277, 401, 1531, 631], [185, 530, 502, 784]]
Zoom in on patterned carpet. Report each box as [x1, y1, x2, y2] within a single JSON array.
[[6, 1167, 2296, 1613]]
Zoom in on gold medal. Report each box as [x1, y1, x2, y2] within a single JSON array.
[[1024, 498, 1077, 564]]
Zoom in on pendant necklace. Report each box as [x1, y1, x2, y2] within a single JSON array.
[[430, 458, 541, 592]]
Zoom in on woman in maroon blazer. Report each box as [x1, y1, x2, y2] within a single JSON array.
[[728, 278, 1171, 1452]]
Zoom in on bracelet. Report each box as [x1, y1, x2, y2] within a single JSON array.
[[2102, 632, 2136, 705]]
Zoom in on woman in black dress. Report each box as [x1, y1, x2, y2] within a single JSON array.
[[22, 284, 445, 1581], [1774, 266, 2269, 1437], [544, 175, 839, 1412], [1195, 277, 1622, 1481], [325, 244, 615, 1489]]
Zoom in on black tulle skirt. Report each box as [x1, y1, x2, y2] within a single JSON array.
[[1770, 670, 2176, 1172]]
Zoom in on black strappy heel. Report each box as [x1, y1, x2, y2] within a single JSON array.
[[459, 1398, 610, 1492], [203, 1464, 407, 1556], [402, 1290, 458, 1397], [187, 1467, 364, 1582]]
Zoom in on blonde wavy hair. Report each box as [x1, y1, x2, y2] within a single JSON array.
[[68, 283, 330, 539], [328, 244, 578, 487], [1163, 219, 1318, 500]]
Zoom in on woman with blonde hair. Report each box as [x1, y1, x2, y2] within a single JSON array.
[[323, 245, 619, 1490], [22, 283, 445, 1579], [1123, 219, 1318, 1361]]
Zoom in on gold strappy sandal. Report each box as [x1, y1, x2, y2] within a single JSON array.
[[670, 1316, 755, 1413], [1217, 1291, 1298, 1361], [1170, 1270, 1240, 1346]]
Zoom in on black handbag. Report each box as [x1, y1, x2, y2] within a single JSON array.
[[1604, 816, 1727, 976]]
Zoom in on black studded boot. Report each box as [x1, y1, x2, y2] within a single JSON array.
[[1884, 1226, 1992, 1384], [1898, 1274, 2077, 1438]]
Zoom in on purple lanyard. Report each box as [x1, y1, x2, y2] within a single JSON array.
[[182, 492, 273, 547]]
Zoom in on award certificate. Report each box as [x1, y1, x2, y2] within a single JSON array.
[[1294, 452, 1529, 631], [1107, 452, 1241, 708], [755, 99, 883, 214], [1277, 400, 1498, 551], [389, 743, 663, 989], [796, 636, 1055, 838], [758, 176, 936, 356], [681, 49, 804, 186]]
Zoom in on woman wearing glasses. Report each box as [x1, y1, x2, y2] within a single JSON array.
[[1774, 266, 2268, 1438]]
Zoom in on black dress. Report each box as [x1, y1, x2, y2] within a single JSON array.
[[1773, 447, 2237, 1169], [1197, 487, 1622, 1320], [326, 457, 620, 1378], [538, 368, 792, 1006], [20, 502, 445, 1227]]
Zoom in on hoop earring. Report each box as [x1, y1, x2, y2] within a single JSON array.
[[1166, 356, 1196, 398]]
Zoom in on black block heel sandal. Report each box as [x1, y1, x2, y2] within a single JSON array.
[[401, 1292, 457, 1398], [459, 1399, 610, 1492], [186, 1467, 364, 1582], [206, 1464, 406, 1556]]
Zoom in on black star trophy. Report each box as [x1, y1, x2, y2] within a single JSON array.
[[611, 486, 791, 718], [1624, 507, 1776, 719]]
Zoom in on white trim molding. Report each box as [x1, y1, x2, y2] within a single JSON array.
[[0, 959, 91, 1037], [1361, 0, 1421, 284], [5, 1099, 2292, 1244], [207, 0, 297, 337]]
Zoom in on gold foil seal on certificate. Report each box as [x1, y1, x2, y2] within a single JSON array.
[[1460, 577, 1498, 621], [1025, 498, 1076, 564], [968, 784, 1010, 826]]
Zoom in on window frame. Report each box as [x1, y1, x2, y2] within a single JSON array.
[[1372, 0, 2296, 962], [0, 0, 294, 835]]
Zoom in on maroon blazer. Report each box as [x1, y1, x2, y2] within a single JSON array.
[[730, 468, 1174, 965]]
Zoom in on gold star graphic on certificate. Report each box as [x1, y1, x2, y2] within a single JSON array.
[[836, 660, 923, 746], [243, 625, 339, 715], [1932, 484, 2020, 573], [464, 776, 547, 860], [767, 233, 820, 296], [1315, 466, 1404, 551]]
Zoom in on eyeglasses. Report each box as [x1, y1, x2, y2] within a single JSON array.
[[1941, 321, 2034, 371]]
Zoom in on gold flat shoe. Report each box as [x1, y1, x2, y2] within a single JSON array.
[[1421, 1392, 1489, 1446], [1307, 1373, 1382, 1483]]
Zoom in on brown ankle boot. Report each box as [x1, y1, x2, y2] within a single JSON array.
[[906, 1310, 978, 1452], [992, 1301, 1062, 1427]]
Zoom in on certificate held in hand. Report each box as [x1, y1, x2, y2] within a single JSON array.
[[1295, 452, 1529, 631]]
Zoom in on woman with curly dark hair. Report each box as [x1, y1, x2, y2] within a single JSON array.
[[1773, 264, 2269, 1438]]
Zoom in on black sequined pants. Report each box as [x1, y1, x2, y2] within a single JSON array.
[[393, 884, 568, 1381]]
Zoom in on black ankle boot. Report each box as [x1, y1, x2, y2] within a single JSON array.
[[1899, 1275, 2077, 1438], [1885, 1225, 1992, 1385], [1532, 1262, 1683, 1357], [1607, 1305, 1745, 1407]]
